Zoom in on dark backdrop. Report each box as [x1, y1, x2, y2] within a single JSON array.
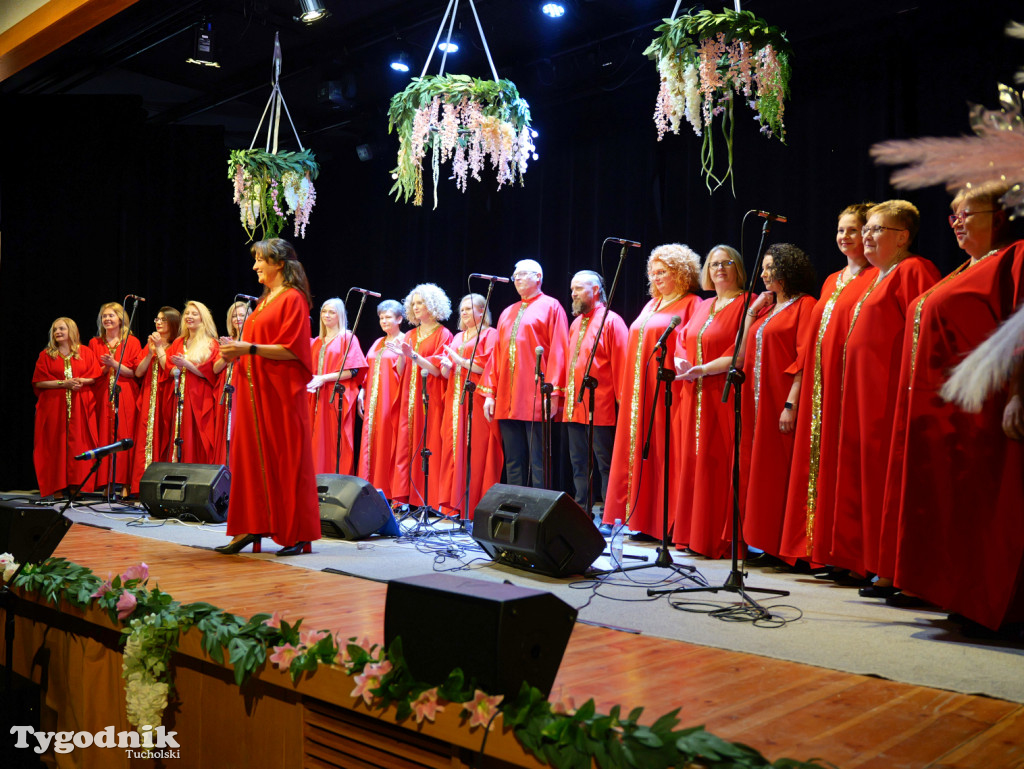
[[1, 3, 1018, 491]]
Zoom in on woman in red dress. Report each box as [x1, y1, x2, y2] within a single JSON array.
[[308, 297, 367, 475], [671, 245, 748, 557], [167, 301, 220, 464], [828, 200, 939, 580], [357, 300, 404, 498], [438, 293, 503, 519], [129, 306, 180, 493], [88, 302, 142, 494], [212, 301, 249, 465], [216, 238, 321, 556], [389, 284, 453, 509], [33, 318, 100, 498], [778, 204, 877, 566], [738, 244, 817, 559], [872, 183, 1024, 629], [602, 244, 702, 540]]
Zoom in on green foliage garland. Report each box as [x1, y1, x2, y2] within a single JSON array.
[[228, 149, 319, 241]]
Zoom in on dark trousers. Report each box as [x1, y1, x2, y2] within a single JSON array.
[[566, 422, 615, 510], [498, 419, 546, 488]]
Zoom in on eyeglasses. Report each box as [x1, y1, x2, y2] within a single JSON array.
[[511, 271, 538, 280], [948, 210, 997, 227], [710, 260, 735, 270], [861, 225, 907, 237], [649, 269, 670, 279], [154, 317, 166, 324]]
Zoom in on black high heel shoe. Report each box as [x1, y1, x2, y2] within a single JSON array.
[[214, 534, 262, 554], [275, 541, 312, 557]]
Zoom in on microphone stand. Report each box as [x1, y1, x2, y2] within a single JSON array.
[[219, 297, 254, 466], [331, 291, 369, 475], [105, 296, 140, 503], [648, 214, 789, 611], [172, 370, 184, 463], [409, 368, 443, 527], [538, 363, 553, 490]]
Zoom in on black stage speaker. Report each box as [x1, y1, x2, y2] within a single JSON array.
[[384, 572, 577, 699], [317, 474, 394, 540], [472, 484, 605, 577], [139, 463, 230, 523], [0, 501, 73, 565]]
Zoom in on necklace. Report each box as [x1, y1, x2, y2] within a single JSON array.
[[417, 323, 437, 341]]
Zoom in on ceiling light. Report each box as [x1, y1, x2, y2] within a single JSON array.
[[541, 3, 566, 18], [438, 40, 459, 54], [296, 0, 328, 24], [186, 19, 219, 68], [390, 52, 412, 73]]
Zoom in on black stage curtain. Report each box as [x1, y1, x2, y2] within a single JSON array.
[[0, 2, 1018, 492]]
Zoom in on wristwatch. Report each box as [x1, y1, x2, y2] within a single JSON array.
[[249, 345, 257, 356]]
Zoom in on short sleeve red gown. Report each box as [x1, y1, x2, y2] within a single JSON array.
[[358, 336, 402, 498], [309, 331, 368, 475], [166, 336, 220, 465], [88, 335, 142, 488], [130, 344, 176, 492]]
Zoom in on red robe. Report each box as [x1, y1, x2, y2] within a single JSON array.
[[358, 336, 402, 498], [32, 346, 101, 497], [309, 332, 368, 475], [439, 327, 503, 518], [880, 242, 1024, 629], [129, 344, 175, 492], [88, 335, 142, 488], [739, 295, 817, 556], [480, 293, 569, 422], [391, 324, 453, 506], [829, 256, 940, 575], [671, 296, 745, 557], [227, 288, 320, 546], [211, 364, 232, 466], [602, 294, 701, 536], [778, 267, 878, 563], [166, 336, 220, 465], [563, 307, 629, 427]]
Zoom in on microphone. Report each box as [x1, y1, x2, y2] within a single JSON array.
[[654, 315, 681, 350], [349, 287, 382, 298], [75, 438, 134, 461], [469, 273, 511, 284], [126, 294, 146, 302], [753, 210, 788, 223], [535, 345, 544, 381], [610, 238, 642, 247], [236, 293, 261, 303]]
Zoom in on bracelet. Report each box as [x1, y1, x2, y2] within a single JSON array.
[[747, 309, 758, 318], [784, 401, 794, 410], [249, 344, 257, 356]]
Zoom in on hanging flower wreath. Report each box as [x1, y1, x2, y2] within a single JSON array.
[[388, 75, 534, 208], [645, 9, 792, 192], [228, 149, 319, 242]]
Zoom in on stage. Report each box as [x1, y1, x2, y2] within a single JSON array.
[[2, 507, 1024, 768]]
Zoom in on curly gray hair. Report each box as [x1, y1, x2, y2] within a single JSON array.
[[403, 283, 452, 325]]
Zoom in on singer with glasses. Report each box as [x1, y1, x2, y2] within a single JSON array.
[[129, 306, 181, 493], [358, 299, 405, 498], [216, 238, 321, 557], [212, 301, 250, 464], [602, 245, 701, 540], [482, 259, 569, 489], [32, 318, 101, 499], [671, 245, 748, 557], [388, 284, 453, 510], [167, 300, 221, 464], [873, 183, 1024, 631], [308, 297, 367, 475], [88, 301, 142, 495]]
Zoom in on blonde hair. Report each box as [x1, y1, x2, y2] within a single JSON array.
[[700, 244, 747, 291], [869, 200, 920, 240], [647, 244, 701, 299], [95, 302, 130, 342], [403, 284, 452, 326], [225, 301, 249, 341], [318, 297, 348, 338], [457, 293, 492, 331], [46, 317, 83, 358], [180, 301, 217, 364]]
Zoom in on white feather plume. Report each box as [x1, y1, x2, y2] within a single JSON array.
[[941, 303, 1024, 412]]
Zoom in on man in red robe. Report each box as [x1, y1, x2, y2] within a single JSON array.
[[482, 259, 569, 488]]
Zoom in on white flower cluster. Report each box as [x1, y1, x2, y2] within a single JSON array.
[[122, 614, 175, 729], [0, 552, 18, 582]]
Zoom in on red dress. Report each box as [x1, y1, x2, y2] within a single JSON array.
[[439, 327, 503, 518], [829, 256, 940, 575], [129, 344, 175, 492], [358, 336, 402, 497], [211, 363, 233, 466], [391, 324, 453, 506], [778, 268, 877, 563], [602, 294, 701, 537], [309, 332, 368, 475], [87, 336, 142, 488], [166, 336, 220, 464], [671, 296, 745, 557], [880, 243, 1024, 629], [226, 288, 321, 546], [32, 346, 101, 497]]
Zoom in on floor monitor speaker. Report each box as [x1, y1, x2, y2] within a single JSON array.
[[384, 572, 576, 699], [472, 484, 604, 577], [0, 501, 73, 565], [139, 463, 230, 523], [317, 474, 394, 540]]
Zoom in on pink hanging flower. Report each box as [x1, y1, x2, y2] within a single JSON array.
[[269, 643, 301, 669], [411, 688, 444, 724], [115, 591, 138, 621], [464, 690, 503, 729], [120, 563, 149, 584]]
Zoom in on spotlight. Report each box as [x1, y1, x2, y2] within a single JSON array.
[[296, 0, 328, 24], [438, 40, 459, 54], [541, 3, 566, 18], [186, 19, 219, 68], [390, 52, 412, 73]]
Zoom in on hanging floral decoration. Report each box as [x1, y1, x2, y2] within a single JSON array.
[[228, 149, 319, 241], [645, 9, 792, 192]]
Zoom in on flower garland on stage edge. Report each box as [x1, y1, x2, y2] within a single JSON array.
[[645, 9, 792, 193], [228, 148, 319, 241], [387, 74, 535, 208], [3, 556, 828, 769]]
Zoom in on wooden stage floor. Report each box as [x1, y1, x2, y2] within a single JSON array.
[[19, 523, 1024, 768]]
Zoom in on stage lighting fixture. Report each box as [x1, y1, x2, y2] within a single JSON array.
[[390, 52, 412, 72], [438, 40, 459, 53], [541, 3, 566, 18], [186, 19, 220, 68], [296, 0, 328, 23]]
